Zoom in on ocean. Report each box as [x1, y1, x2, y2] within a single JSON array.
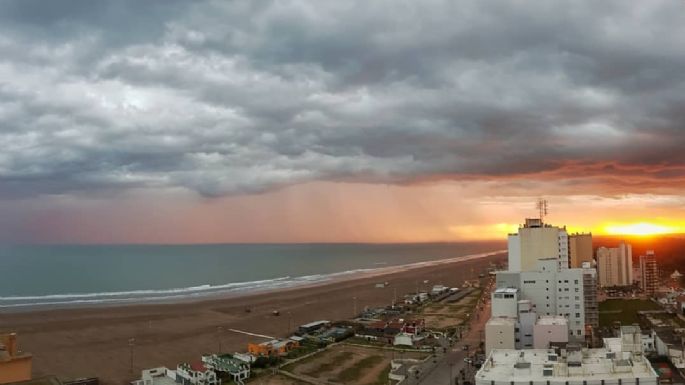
[[0, 242, 504, 311]]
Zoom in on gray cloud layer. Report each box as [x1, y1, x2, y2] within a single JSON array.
[[1, 0, 685, 197]]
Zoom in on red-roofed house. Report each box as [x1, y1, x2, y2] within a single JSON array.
[[176, 361, 218, 385]]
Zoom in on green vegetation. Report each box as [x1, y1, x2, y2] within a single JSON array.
[[336, 355, 384, 383], [598, 299, 662, 327], [285, 341, 322, 360]]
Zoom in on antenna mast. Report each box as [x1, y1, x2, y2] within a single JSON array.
[[537, 198, 548, 223]]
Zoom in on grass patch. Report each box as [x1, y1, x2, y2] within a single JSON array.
[[598, 299, 661, 327], [302, 351, 354, 377], [336, 355, 384, 383]]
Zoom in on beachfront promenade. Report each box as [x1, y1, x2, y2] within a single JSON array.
[[417, 277, 493, 385]]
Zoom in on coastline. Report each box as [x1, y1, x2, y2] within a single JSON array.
[[0, 250, 505, 313], [0, 251, 506, 384]]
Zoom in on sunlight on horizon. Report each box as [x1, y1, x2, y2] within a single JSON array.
[[599, 221, 685, 236]]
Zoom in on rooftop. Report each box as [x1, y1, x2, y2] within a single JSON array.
[[537, 316, 568, 326], [299, 320, 330, 328], [495, 288, 519, 294], [477, 349, 657, 382], [487, 317, 517, 326]]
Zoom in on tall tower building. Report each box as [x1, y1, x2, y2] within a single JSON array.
[[508, 218, 569, 271], [568, 233, 593, 268], [596, 242, 633, 287], [639, 250, 658, 296]]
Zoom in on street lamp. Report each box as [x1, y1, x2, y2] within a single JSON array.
[[128, 337, 136, 373], [449, 361, 455, 385], [217, 326, 223, 353]]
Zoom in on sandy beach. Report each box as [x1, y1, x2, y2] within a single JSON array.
[[0, 252, 505, 384]]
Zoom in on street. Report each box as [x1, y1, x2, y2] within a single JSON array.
[[417, 277, 494, 385]]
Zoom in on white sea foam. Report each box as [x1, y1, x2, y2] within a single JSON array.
[[0, 250, 504, 311]]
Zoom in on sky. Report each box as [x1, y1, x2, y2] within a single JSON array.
[[2, 0, 685, 244]]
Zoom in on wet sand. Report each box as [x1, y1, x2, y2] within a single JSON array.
[[0, 252, 505, 384]]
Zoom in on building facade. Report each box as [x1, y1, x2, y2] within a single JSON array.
[[568, 233, 593, 268], [596, 242, 633, 287], [639, 251, 658, 296], [508, 218, 569, 272], [533, 316, 569, 349], [485, 317, 516, 355], [495, 259, 588, 338]]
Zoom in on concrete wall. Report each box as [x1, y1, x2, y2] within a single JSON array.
[[508, 234, 521, 271], [485, 319, 516, 356], [492, 291, 518, 317], [518, 226, 562, 271], [533, 322, 568, 348]]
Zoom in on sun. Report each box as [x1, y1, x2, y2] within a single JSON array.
[[601, 222, 678, 236]]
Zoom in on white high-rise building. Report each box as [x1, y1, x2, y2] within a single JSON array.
[[596, 242, 633, 287], [495, 259, 589, 338], [508, 218, 569, 271]]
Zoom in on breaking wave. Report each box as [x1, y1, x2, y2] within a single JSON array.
[[0, 250, 504, 311]]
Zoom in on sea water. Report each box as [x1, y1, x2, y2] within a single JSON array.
[[0, 242, 504, 310]]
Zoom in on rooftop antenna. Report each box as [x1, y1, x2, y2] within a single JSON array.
[[537, 198, 549, 223]]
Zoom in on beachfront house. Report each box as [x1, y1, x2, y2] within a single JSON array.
[[131, 368, 177, 385], [296, 320, 330, 335], [202, 355, 250, 384], [358, 318, 425, 345], [175, 362, 218, 385], [247, 339, 299, 357]]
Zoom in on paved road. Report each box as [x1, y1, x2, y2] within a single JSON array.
[[417, 277, 494, 385]]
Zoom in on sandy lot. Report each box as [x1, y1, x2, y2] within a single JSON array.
[[283, 344, 426, 385]]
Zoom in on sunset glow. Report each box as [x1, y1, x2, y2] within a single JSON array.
[[599, 222, 685, 237]]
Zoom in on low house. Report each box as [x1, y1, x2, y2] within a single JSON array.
[[202, 354, 250, 384], [176, 362, 218, 385], [431, 285, 448, 295], [402, 319, 425, 336], [318, 327, 352, 343], [296, 320, 330, 335], [232, 353, 255, 364], [357, 319, 424, 345], [131, 368, 176, 385], [393, 333, 414, 347], [247, 339, 299, 357], [653, 327, 685, 370]]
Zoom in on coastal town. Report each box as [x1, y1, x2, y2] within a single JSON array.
[[2, 216, 685, 385]]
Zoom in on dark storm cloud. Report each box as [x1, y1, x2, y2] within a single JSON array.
[[1, 0, 685, 197]]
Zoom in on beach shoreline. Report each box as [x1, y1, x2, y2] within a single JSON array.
[[0, 250, 505, 313], [0, 251, 506, 384]]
